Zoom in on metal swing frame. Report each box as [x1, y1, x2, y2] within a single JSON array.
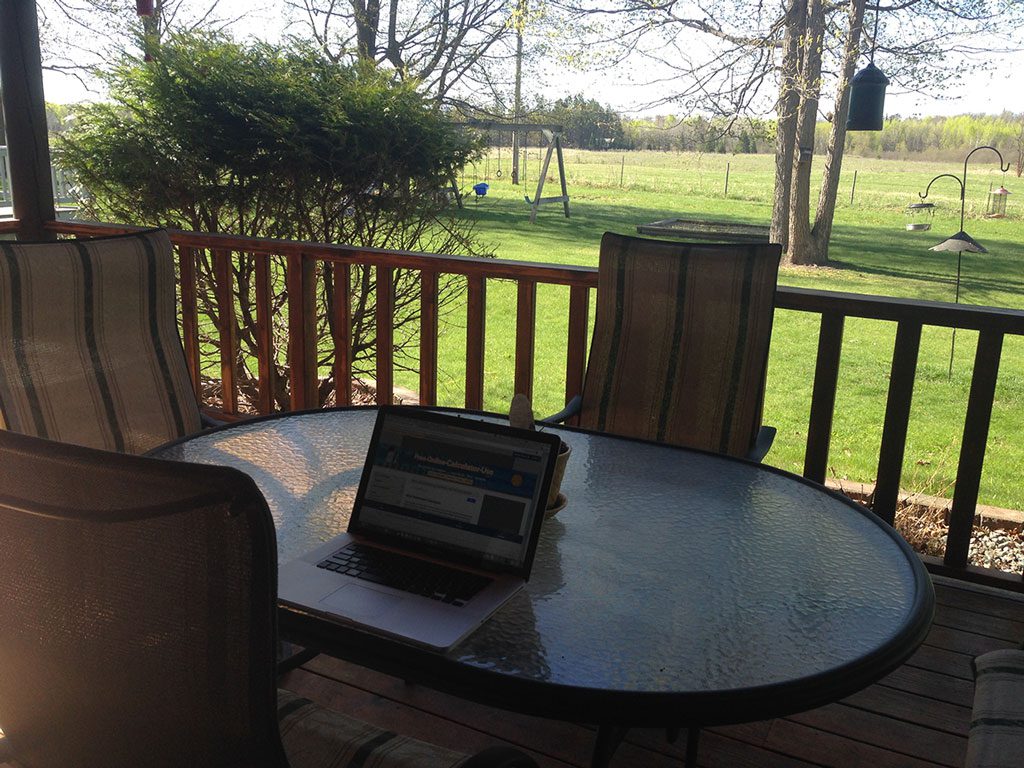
[[452, 121, 570, 222]]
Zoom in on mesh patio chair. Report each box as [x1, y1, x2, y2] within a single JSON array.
[[0, 229, 203, 454], [965, 645, 1024, 768], [0, 429, 537, 768], [546, 232, 782, 461]]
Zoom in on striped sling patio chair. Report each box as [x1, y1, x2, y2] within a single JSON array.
[[0, 229, 203, 455], [966, 645, 1024, 768], [0, 429, 538, 768], [546, 231, 782, 461]]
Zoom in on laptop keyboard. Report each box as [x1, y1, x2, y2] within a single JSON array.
[[316, 543, 492, 607]]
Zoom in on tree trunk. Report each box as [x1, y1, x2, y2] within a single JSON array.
[[511, 5, 525, 185], [771, 0, 805, 251], [352, 0, 382, 59], [385, 0, 403, 69], [811, 0, 867, 258], [0, 0, 56, 239], [786, 0, 825, 266]]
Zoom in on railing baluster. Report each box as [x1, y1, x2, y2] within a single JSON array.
[[286, 253, 317, 410], [254, 253, 274, 414], [803, 312, 845, 484], [873, 321, 922, 525], [465, 275, 486, 410], [419, 270, 438, 406], [514, 280, 537, 399], [565, 285, 589, 423], [213, 249, 238, 415], [332, 262, 352, 406], [945, 330, 1004, 569], [177, 245, 200, 398], [375, 265, 394, 405]]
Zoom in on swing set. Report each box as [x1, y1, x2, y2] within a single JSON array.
[[453, 121, 570, 223]]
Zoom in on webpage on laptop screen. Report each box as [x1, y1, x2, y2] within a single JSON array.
[[358, 415, 548, 568]]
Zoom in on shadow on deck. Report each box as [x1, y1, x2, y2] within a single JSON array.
[[280, 575, 1024, 768]]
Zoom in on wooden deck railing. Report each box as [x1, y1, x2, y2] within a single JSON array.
[[29, 220, 1024, 588], [778, 288, 1024, 585]]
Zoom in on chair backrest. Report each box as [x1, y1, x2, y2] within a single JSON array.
[[967, 647, 1024, 768], [578, 232, 782, 458], [0, 429, 287, 768], [0, 229, 202, 454]]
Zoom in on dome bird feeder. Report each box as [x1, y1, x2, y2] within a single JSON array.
[[847, 63, 890, 131], [986, 185, 1010, 218], [846, 11, 888, 132], [905, 202, 935, 231], [929, 230, 987, 255]]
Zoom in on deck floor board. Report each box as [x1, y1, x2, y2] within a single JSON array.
[[278, 575, 1023, 767]]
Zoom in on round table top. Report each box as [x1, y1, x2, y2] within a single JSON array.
[[152, 406, 934, 725]]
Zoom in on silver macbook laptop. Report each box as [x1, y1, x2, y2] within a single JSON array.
[[278, 407, 560, 651]]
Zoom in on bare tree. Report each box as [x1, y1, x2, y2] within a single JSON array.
[[556, 0, 1024, 265], [787, 0, 1023, 264], [284, 0, 518, 105], [36, 0, 256, 89]]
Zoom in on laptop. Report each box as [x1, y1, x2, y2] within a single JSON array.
[[278, 407, 561, 651]]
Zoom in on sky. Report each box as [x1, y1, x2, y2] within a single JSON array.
[[38, 2, 1024, 120], [883, 50, 1024, 118], [527, 55, 1024, 119]]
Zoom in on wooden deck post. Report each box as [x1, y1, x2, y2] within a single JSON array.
[[0, 0, 57, 239]]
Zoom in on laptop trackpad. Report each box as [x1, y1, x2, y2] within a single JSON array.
[[320, 584, 406, 618]]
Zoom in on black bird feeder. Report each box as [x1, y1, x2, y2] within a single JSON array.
[[846, 10, 889, 131]]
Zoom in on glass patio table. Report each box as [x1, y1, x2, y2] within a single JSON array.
[[151, 406, 935, 766]]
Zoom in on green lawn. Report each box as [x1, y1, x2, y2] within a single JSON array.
[[403, 150, 1024, 510]]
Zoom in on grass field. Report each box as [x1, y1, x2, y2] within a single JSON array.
[[396, 149, 1024, 510]]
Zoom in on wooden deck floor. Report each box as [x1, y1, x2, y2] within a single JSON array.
[[279, 574, 1024, 768]]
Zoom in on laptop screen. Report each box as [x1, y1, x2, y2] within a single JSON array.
[[349, 408, 560, 576]]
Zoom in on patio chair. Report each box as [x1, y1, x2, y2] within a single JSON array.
[[0, 429, 537, 768], [965, 645, 1024, 768], [546, 232, 782, 461], [0, 228, 203, 455]]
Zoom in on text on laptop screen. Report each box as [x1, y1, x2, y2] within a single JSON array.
[[354, 412, 552, 570]]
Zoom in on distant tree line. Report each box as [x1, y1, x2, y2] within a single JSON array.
[[479, 99, 1024, 173], [623, 116, 774, 154], [828, 113, 1024, 171], [477, 96, 772, 152]]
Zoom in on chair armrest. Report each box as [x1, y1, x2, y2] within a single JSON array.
[[966, 647, 1024, 768], [200, 411, 226, 429], [459, 746, 539, 768], [541, 395, 582, 425], [746, 425, 776, 463]]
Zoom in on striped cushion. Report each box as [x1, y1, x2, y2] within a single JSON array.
[[0, 229, 201, 454], [277, 689, 472, 767], [967, 648, 1024, 768], [578, 232, 781, 458]]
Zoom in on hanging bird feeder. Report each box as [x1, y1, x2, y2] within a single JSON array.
[[847, 63, 890, 131], [904, 202, 935, 231], [986, 185, 1011, 218], [846, 11, 889, 132]]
